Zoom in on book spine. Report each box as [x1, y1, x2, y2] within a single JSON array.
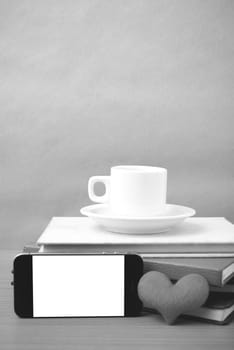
[[143, 261, 221, 286], [141, 253, 234, 258], [39, 245, 234, 257], [210, 285, 234, 293]]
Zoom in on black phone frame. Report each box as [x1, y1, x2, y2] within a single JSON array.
[[14, 254, 33, 317], [13, 253, 143, 318], [124, 254, 143, 316]]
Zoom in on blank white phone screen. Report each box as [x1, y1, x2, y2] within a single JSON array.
[[32, 255, 125, 317]]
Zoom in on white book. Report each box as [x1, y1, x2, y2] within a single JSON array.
[[37, 217, 234, 255]]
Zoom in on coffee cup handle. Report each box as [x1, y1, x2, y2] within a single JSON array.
[[88, 176, 110, 203]]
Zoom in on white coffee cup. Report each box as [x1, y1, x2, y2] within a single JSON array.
[[88, 165, 167, 217]]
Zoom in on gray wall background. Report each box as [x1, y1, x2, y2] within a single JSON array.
[[1, 0, 233, 248]]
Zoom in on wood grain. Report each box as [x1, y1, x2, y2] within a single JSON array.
[[1, 249, 234, 350]]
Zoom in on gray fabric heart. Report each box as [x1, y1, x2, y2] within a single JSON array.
[[138, 271, 209, 324]]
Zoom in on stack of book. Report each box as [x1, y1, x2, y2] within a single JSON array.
[[143, 257, 234, 324], [28, 216, 234, 324]]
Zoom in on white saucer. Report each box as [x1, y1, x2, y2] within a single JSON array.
[[80, 204, 196, 234]]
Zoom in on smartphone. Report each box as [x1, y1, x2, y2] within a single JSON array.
[[13, 253, 143, 318]]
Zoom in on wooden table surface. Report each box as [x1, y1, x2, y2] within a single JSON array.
[[1, 247, 234, 350]]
